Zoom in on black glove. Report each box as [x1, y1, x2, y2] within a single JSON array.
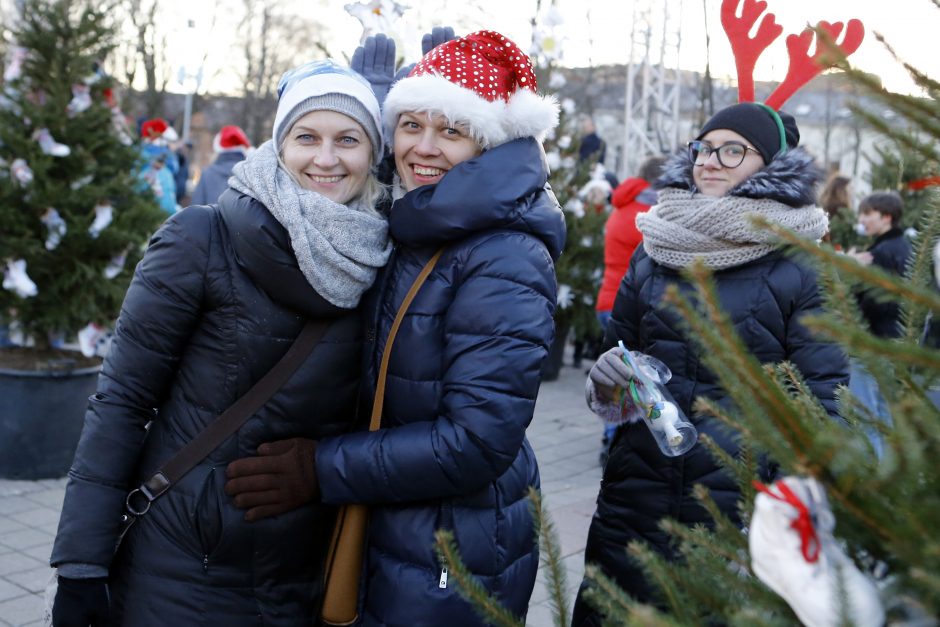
[[394, 26, 457, 82], [52, 576, 110, 627], [351, 33, 396, 106], [224, 437, 319, 522]]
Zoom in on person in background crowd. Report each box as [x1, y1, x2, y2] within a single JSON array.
[[138, 118, 180, 214], [49, 59, 391, 626], [192, 125, 253, 205], [848, 191, 912, 457], [819, 172, 863, 251], [173, 138, 193, 205], [572, 102, 847, 625], [578, 114, 618, 189], [225, 29, 564, 627], [594, 154, 666, 465]]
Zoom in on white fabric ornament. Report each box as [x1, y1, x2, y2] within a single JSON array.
[[66, 84, 92, 117], [69, 174, 94, 190], [11, 158, 33, 186], [564, 198, 585, 218], [750, 476, 884, 627], [77, 322, 109, 358], [41, 208, 67, 250], [3, 258, 38, 298], [557, 283, 573, 309], [3, 46, 27, 82], [34, 128, 70, 157], [345, 0, 408, 41], [111, 108, 133, 146], [558, 135, 572, 149], [548, 72, 567, 90], [88, 201, 113, 238], [103, 247, 130, 279], [545, 151, 561, 171]]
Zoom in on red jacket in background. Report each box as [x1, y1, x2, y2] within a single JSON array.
[[596, 177, 654, 312]]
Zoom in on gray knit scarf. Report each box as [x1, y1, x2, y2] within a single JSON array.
[[637, 187, 828, 270], [229, 140, 392, 308]]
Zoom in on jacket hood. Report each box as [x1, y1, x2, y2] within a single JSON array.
[[218, 189, 346, 319], [611, 177, 650, 209], [655, 147, 823, 208], [389, 137, 566, 260]]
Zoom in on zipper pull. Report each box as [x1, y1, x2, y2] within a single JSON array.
[[439, 567, 448, 589]]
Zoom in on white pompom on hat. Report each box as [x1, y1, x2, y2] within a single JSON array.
[[213, 125, 252, 153], [383, 30, 559, 150]]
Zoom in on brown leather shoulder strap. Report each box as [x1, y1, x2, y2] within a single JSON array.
[[129, 319, 331, 511], [369, 248, 445, 431]]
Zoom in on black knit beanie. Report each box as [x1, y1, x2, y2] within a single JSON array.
[[696, 102, 799, 164]]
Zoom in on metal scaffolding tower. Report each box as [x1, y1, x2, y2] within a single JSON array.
[[620, 0, 683, 180]]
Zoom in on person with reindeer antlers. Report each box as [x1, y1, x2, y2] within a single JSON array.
[[572, 1, 862, 621]]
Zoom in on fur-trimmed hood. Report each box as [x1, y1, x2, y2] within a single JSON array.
[[655, 147, 823, 208]]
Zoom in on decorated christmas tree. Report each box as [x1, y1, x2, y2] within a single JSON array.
[[0, 0, 164, 363], [530, 5, 606, 358]]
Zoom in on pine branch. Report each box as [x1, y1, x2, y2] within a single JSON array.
[[528, 488, 570, 627], [433, 530, 524, 627]]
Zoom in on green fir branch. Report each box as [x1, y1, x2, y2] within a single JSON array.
[[433, 530, 524, 627], [527, 488, 570, 627]]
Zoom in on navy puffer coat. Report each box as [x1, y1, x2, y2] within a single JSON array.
[[51, 190, 363, 625], [315, 138, 565, 627], [572, 150, 848, 624]]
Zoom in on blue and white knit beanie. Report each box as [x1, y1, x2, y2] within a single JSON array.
[[273, 59, 384, 164]]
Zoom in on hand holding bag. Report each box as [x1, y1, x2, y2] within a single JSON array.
[[320, 248, 444, 626]]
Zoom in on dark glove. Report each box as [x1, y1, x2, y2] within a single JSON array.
[[588, 346, 635, 402], [224, 437, 319, 522], [351, 33, 396, 106], [394, 26, 457, 82], [52, 576, 110, 627]]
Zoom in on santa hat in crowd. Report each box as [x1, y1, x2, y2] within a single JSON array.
[[140, 117, 178, 143], [382, 30, 559, 150], [213, 125, 252, 154]]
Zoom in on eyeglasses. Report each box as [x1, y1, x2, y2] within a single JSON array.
[[687, 140, 760, 168]]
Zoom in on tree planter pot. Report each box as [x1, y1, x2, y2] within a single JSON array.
[[0, 354, 101, 479]]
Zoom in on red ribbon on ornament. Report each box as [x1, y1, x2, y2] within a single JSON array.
[[907, 176, 940, 191], [753, 479, 820, 563]]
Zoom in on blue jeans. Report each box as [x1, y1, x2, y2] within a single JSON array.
[[848, 360, 892, 459]]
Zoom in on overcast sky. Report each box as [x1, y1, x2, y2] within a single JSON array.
[[167, 0, 937, 96]]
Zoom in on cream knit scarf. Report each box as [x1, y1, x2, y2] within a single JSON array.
[[636, 187, 828, 270]]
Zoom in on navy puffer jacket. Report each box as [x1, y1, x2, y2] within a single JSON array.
[[51, 190, 363, 625], [315, 138, 565, 627], [573, 149, 848, 624]]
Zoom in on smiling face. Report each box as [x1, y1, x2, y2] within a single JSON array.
[[393, 111, 484, 192], [280, 110, 373, 204], [692, 129, 765, 198]]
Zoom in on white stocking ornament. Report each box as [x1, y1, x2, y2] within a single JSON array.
[[3, 46, 27, 82], [749, 477, 884, 627], [11, 158, 33, 186], [3, 258, 38, 298], [103, 247, 130, 279], [66, 84, 92, 117], [88, 201, 113, 238], [77, 322, 109, 358], [34, 128, 70, 157], [41, 208, 67, 250]]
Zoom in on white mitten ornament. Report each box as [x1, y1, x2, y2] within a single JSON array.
[[3, 258, 38, 298], [11, 158, 33, 186], [66, 84, 92, 117], [41, 208, 67, 250], [749, 477, 884, 627], [88, 201, 113, 238]]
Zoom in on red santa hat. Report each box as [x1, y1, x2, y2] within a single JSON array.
[[213, 125, 252, 153], [382, 30, 558, 149], [140, 117, 169, 140]]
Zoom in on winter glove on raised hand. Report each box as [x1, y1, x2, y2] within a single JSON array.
[[351, 33, 396, 107], [394, 26, 457, 82], [224, 437, 319, 522], [589, 346, 635, 402], [52, 576, 110, 627]]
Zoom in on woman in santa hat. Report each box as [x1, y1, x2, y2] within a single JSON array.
[[230, 30, 565, 626], [191, 124, 253, 205], [50, 60, 392, 625]]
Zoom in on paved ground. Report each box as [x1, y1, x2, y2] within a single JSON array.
[[0, 355, 602, 626]]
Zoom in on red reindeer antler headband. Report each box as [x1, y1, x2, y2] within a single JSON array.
[[721, 0, 865, 110]]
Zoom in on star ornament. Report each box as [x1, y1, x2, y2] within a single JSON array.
[[345, 0, 409, 39]]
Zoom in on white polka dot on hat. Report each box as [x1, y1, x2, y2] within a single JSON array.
[[383, 30, 559, 150]]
